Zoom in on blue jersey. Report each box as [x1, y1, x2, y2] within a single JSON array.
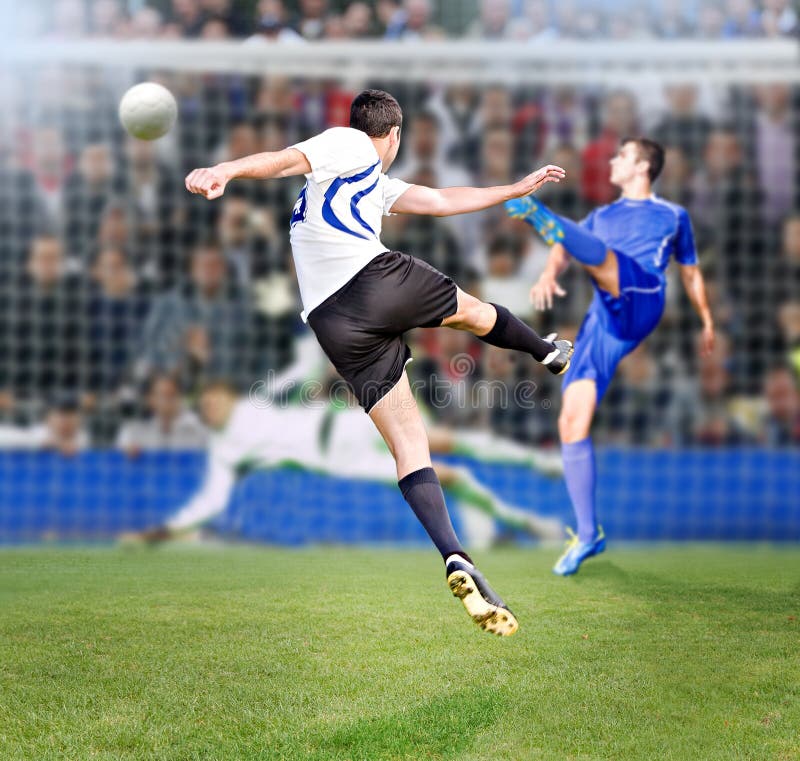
[[581, 196, 697, 281]]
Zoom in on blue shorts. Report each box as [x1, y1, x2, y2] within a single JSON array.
[[563, 252, 666, 401]]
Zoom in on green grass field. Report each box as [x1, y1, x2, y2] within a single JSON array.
[[1, 546, 798, 760]]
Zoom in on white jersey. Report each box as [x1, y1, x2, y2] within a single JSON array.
[[289, 127, 412, 320], [166, 399, 396, 531]]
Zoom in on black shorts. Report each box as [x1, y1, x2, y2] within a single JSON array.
[[307, 251, 458, 412]]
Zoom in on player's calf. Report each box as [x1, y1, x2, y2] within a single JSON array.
[[447, 294, 574, 373]]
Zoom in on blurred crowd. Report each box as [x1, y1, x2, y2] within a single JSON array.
[[18, 0, 800, 42], [1, 16, 800, 452]]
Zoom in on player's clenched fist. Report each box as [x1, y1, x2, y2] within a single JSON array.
[[510, 165, 566, 198], [185, 165, 229, 200]]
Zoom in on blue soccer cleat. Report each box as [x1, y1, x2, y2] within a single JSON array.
[[552, 527, 606, 576], [504, 195, 565, 246]]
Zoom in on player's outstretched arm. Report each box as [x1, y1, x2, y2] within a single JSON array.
[[185, 148, 312, 200], [120, 458, 237, 546], [679, 263, 715, 356], [389, 164, 565, 217]]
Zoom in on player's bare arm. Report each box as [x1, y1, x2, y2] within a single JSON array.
[[679, 263, 715, 356], [389, 164, 566, 217], [530, 243, 571, 310], [184, 148, 312, 200]]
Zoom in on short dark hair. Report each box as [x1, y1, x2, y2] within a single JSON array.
[[622, 137, 665, 183], [349, 89, 402, 138]]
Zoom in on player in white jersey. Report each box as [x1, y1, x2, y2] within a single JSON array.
[[123, 382, 564, 549], [185, 89, 573, 636]]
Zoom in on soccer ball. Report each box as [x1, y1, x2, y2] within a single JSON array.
[[118, 82, 177, 140]]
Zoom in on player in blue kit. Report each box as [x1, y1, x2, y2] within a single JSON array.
[[506, 137, 715, 575]]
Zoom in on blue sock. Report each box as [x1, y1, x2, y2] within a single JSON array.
[[556, 215, 607, 266], [561, 438, 598, 543]]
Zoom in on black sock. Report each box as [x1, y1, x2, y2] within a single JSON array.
[[478, 303, 554, 362], [399, 467, 469, 562]]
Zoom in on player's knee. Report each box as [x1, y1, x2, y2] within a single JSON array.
[[448, 297, 494, 333], [559, 407, 589, 443]]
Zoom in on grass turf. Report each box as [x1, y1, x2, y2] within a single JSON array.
[[0, 546, 798, 760]]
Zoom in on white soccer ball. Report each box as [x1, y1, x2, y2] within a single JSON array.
[[118, 82, 177, 140]]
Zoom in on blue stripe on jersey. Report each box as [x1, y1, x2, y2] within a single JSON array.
[[349, 175, 380, 236], [321, 160, 381, 240]]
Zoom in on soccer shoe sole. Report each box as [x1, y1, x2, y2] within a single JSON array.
[[447, 570, 519, 637], [554, 358, 570, 375]]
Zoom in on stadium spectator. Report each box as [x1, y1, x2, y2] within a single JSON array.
[[652, 85, 713, 166], [601, 344, 679, 445], [170, 0, 206, 37], [138, 241, 254, 390], [127, 6, 165, 38], [385, 166, 467, 283], [467, 0, 513, 39], [519, 0, 559, 41], [201, 16, 232, 39], [481, 234, 532, 317], [393, 111, 478, 266], [85, 247, 150, 394], [690, 128, 764, 345], [456, 86, 515, 174], [1, 137, 45, 265], [63, 141, 115, 263], [777, 302, 800, 377], [473, 124, 526, 269], [386, 0, 441, 40], [774, 214, 800, 304], [653, 0, 693, 38], [116, 374, 207, 455], [581, 90, 638, 205], [424, 85, 481, 168], [761, 366, 800, 445], [721, 0, 761, 37], [0, 394, 90, 455], [50, 0, 87, 39], [90, 0, 126, 37], [118, 136, 184, 254], [216, 192, 277, 285], [750, 84, 796, 224], [477, 343, 556, 444], [213, 119, 258, 164], [245, 11, 304, 44], [533, 143, 588, 220], [200, 0, 250, 37], [760, 0, 798, 36], [696, 2, 726, 38], [377, 0, 406, 37], [27, 126, 69, 227], [0, 236, 86, 405], [658, 146, 694, 207], [686, 333, 753, 445], [293, 0, 329, 40], [539, 87, 592, 158], [342, 2, 374, 38]]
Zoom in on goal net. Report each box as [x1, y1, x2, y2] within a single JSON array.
[[1, 33, 798, 545]]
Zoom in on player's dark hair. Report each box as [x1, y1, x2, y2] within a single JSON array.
[[622, 137, 665, 183], [349, 89, 403, 138]]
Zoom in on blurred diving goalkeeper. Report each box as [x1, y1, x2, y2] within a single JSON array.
[[121, 379, 564, 549]]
